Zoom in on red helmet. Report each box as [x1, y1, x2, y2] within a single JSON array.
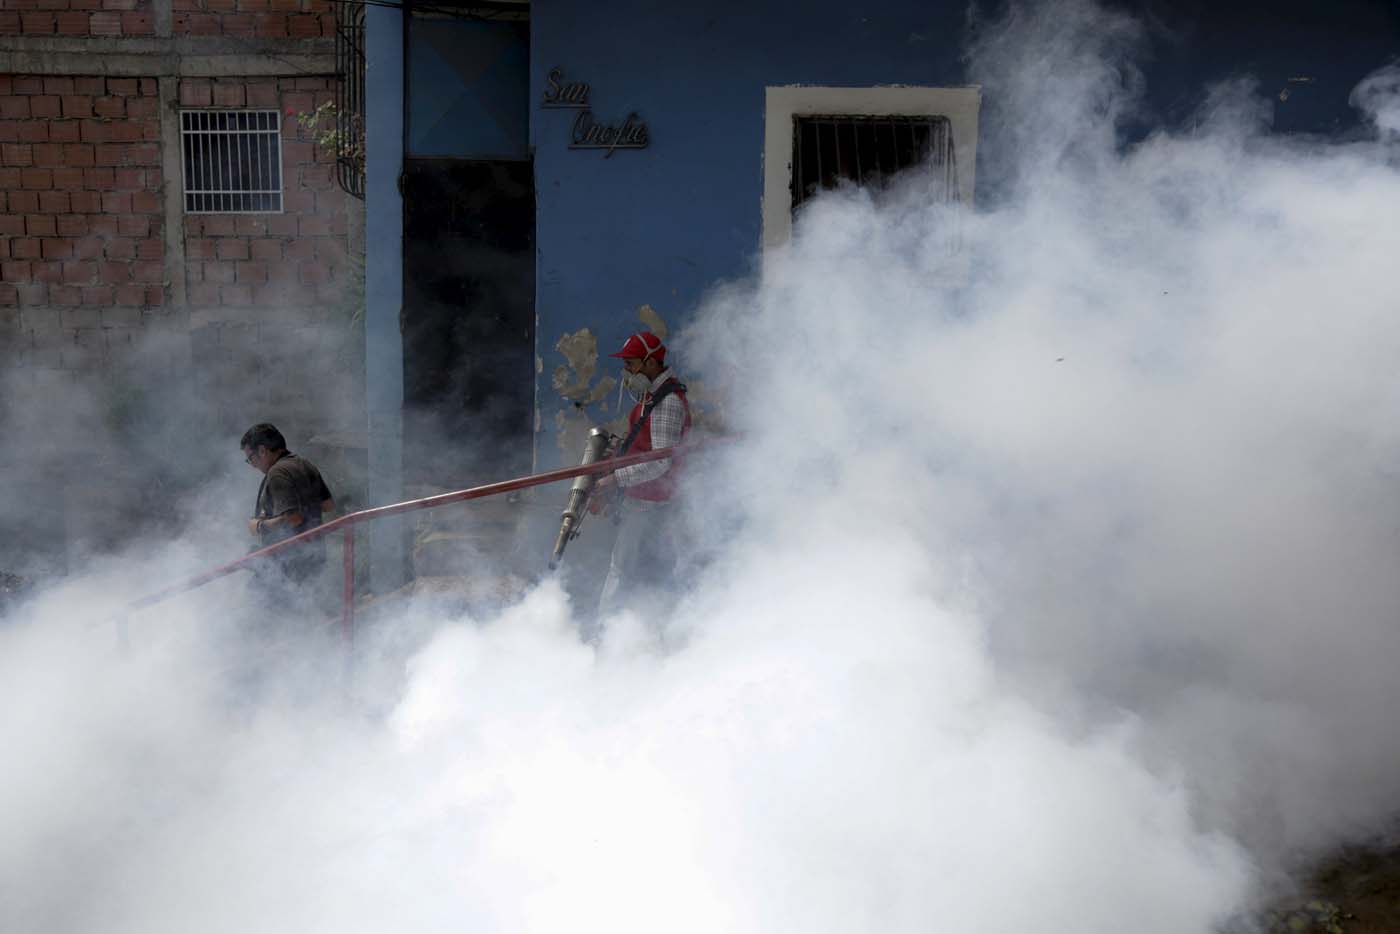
[[609, 331, 666, 363]]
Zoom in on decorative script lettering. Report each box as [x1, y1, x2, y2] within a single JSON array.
[[541, 67, 651, 156], [541, 68, 590, 109], [569, 110, 649, 157]]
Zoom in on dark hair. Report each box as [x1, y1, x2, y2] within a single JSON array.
[[240, 423, 286, 452]]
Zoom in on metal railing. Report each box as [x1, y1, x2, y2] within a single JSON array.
[[124, 443, 703, 638]]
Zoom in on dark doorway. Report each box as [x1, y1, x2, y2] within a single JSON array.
[[402, 159, 535, 490]]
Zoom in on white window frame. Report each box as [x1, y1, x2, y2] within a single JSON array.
[[762, 85, 982, 252], [180, 109, 285, 214]]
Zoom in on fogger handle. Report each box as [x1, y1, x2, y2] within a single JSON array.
[[549, 427, 612, 569]]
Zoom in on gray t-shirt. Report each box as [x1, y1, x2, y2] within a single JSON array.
[[254, 452, 333, 579]]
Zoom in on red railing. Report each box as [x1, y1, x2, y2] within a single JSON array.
[[124, 444, 703, 638]]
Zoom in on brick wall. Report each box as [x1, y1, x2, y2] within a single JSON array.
[[180, 75, 349, 311], [0, 0, 156, 37], [172, 0, 333, 38], [0, 74, 164, 368]]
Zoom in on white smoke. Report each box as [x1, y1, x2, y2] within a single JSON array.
[[5, 2, 1400, 931]]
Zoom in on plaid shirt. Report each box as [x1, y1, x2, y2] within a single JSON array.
[[614, 368, 686, 488]]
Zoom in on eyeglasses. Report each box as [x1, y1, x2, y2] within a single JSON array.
[[243, 449, 258, 465]]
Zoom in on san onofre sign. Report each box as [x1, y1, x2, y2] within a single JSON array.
[[541, 67, 650, 157]]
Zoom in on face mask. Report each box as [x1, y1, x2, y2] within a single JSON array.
[[618, 367, 650, 407]]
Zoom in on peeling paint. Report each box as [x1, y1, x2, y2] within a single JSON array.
[[637, 303, 668, 338], [552, 328, 598, 399]]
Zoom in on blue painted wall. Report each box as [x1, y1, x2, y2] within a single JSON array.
[[529, 0, 972, 467]]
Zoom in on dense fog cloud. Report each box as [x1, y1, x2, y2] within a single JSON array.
[[4, 1, 1400, 931]]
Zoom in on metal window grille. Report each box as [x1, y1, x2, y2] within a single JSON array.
[[334, 0, 366, 199], [180, 110, 283, 213], [791, 115, 957, 213]]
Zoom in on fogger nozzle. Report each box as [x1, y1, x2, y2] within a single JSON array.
[[549, 427, 612, 569]]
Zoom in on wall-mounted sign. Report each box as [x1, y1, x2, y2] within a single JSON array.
[[541, 67, 650, 157]]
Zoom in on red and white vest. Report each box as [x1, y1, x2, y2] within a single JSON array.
[[624, 377, 691, 502]]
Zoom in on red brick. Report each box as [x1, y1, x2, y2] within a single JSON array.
[[0, 12, 18, 31], [284, 239, 313, 260], [38, 191, 70, 214], [56, 214, 87, 236], [281, 140, 312, 165], [107, 167, 138, 188], [131, 260, 161, 283], [62, 261, 96, 283], [81, 286, 113, 305], [135, 238, 161, 259], [3, 261, 33, 282], [106, 79, 139, 96], [267, 0, 298, 11], [187, 282, 218, 305], [103, 238, 135, 259], [92, 96, 125, 118], [62, 144, 94, 166], [298, 261, 329, 284], [0, 78, 10, 96], [201, 215, 235, 236], [73, 77, 105, 95], [207, 82, 246, 108], [49, 121, 78, 143], [125, 96, 157, 119], [27, 96, 59, 119], [297, 216, 330, 237], [12, 239, 40, 259], [0, 215, 22, 237], [31, 144, 62, 167], [47, 284, 79, 304], [89, 215, 117, 236], [131, 190, 160, 213], [26, 215, 55, 236], [61, 96, 93, 119], [282, 189, 314, 213], [265, 259, 296, 283], [99, 261, 130, 283], [41, 239, 73, 260], [139, 78, 156, 96], [39, 78, 73, 96], [89, 11, 121, 33], [101, 191, 132, 213], [265, 215, 298, 236], [203, 261, 233, 283], [253, 12, 287, 36], [14, 123, 47, 144], [8, 191, 37, 213], [69, 191, 101, 213], [178, 80, 212, 107], [184, 238, 214, 259], [175, 11, 219, 34], [249, 238, 282, 260], [234, 215, 268, 236], [128, 143, 157, 164], [31, 261, 62, 283], [236, 261, 267, 283], [221, 283, 251, 305], [52, 165, 84, 188], [240, 85, 278, 113], [224, 12, 254, 34], [239, 0, 270, 10], [114, 283, 145, 305], [14, 282, 48, 304], [20, 12, 56, 33], [0, 283, 18, 305], [120, 10, 151, 32], [103, 0, 139, 11], [20, 167, 51, 188], [12, 77, 43, 94], [0, 97, 30, 119], [0, 237, 7, 259], [0, 122, 15, 143], [79, 121, 107, 144], [73, 237, 103, 259], [55, 11, 89, 33], [215, 239, 248, 261], [116, 214, 149, 237]]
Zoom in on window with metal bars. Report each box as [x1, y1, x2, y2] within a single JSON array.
[[791, 115, 956, 212], [180, 110, 283, 213]]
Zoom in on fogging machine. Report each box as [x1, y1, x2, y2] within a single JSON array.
[[549, 427, 613, 569]]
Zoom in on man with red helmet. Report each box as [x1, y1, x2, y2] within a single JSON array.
[[595, 330, 692, 617]]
